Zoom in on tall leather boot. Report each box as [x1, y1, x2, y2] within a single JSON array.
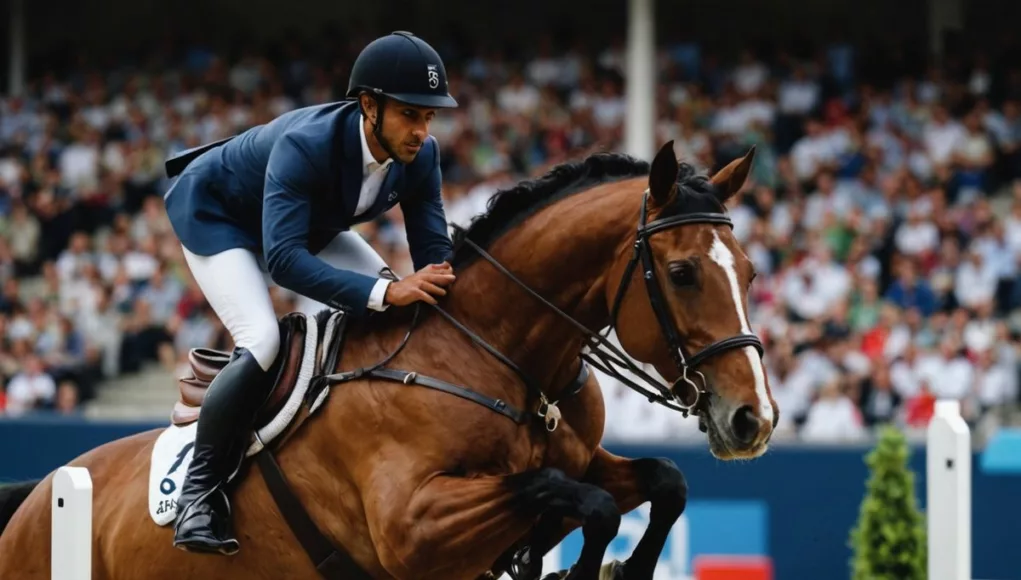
[[173, 347, 275, 555]]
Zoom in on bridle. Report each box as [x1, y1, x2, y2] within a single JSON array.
[[314, 189, 766, 431], [456, 190, 764, 419]]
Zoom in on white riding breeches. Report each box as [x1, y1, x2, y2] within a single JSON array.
[[182, 231, 389, 371]]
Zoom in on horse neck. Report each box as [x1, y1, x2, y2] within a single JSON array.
[[442, 179, 642, 397]]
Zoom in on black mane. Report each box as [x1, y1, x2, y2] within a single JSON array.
[[448, 152, 724, 267]]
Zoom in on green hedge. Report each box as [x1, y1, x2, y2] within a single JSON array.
[[849, 425, 927, 580]]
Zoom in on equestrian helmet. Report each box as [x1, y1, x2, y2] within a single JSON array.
[[346, 31, 458, 109]]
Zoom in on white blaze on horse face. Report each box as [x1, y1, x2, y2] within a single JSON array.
[[707, 231, 773, 424]]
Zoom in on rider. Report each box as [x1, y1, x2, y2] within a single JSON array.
[[162, 31, 459, 555]]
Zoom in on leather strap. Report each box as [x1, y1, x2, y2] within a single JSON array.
[[364, 368, 525, 424], [257, 450, 373, 579]]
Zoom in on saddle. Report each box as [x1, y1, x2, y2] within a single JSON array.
[[172, 312, 309, 430]]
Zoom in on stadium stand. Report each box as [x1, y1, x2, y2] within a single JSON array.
[[1, 30, 1019, 444]]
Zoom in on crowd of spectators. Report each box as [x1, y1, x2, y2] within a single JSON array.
[[0, 30, 1019, 444]]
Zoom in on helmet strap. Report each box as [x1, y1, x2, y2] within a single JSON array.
[[362, 93, 401, 162]]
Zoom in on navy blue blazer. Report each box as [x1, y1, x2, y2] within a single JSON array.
[[163, 101, 453, 317]]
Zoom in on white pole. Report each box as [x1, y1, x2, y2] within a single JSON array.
[[926, 400, 971, 580], [8, 0, 25, 97], [52, 466, 92, 580], [624, 0, 655, 161]]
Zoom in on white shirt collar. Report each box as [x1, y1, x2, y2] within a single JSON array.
[[359, 114, 392, 176]]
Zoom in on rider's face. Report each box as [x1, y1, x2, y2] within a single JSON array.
[[383, 101, 436, 163], [362, 95, 436, 164]]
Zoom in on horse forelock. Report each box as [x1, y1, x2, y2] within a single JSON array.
[[655, 162, 727, 219]]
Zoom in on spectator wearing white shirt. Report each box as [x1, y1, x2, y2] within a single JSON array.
[[55, 231, 94, 284], [894, 206, 940, 258], [731, 50, 769, 96], [973, 349, 1017, 411], [950, 111, 995, 200], [890, 344, 925, 399], [915, 338, 974, 401], [790, 119, 835, 181], [496, 71, 541, 116], [778, 66, 820, 116], [1004, 198, 1021, 256], [922, 105, 966, 167], [955, 247, 999, 310], [972, 220, 1017, 312], [590, 77, 626, 130], [801, 379, 866, 441], [58, 127, 101, 191], [782, 347, 840, 425], [4, 355, 56, 416], [963, 301, 998, 354], [802, 171, 855, 231]]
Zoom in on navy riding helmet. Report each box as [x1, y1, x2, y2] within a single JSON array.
[[346, 31, 459, 109]]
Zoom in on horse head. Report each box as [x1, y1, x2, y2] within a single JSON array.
[[606, 141, 776, 459]]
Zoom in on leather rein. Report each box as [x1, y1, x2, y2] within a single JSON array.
[[314, 191, 764, 431]]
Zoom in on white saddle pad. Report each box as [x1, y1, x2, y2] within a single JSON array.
[[148, 310, 346, 526]]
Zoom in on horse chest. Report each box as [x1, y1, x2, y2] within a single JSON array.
[[539, 428, 597, 479], [535, 382, 606, 479]]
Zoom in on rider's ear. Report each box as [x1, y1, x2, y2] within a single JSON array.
[[709, 145, 756, 204], [648, 140, 679, 207], [359, 93, 377, 124]]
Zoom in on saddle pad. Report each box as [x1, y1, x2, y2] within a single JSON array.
[[148, 311, 340, 526]]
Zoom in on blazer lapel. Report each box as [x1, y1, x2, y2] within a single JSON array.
[[340, 110, 364, 222], [366, 164, 404, 218]]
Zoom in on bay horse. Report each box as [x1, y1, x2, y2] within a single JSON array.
[[0, 141, 777, 580]]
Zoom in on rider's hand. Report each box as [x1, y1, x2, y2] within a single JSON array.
[[383, 262, 456, 307]]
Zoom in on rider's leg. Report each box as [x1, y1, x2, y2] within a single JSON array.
[[173, 246, 281, 555], [295, 231, 391, 316]]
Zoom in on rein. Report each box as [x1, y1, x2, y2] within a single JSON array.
[[457, 192, 763, 418], [314, 191, 764, 431]]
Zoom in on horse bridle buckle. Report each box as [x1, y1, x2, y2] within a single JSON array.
[[537, 398, 562, 432]]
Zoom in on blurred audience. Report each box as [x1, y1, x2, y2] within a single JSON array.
[[0, 31, 1019, 445]]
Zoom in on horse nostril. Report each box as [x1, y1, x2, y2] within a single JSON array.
[[731, 405, 762, 445]]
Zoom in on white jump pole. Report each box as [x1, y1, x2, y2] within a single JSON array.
[[926, 400, 971, 580], [51, 466, 93, 580]]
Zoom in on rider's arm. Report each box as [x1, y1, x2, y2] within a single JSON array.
[[262, 132, 380, 317], [399, 138, 454, 271]]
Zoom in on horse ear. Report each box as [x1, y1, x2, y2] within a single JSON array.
[[648, 141, 679, 206], [709, 145, 756, 203]]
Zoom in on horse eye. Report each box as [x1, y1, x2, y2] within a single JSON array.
[[669, 262, 696, 287]]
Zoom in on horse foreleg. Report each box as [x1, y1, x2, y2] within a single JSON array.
[[589, 450, 687, 580], [367, 467, 620, 580], [513, 448, 688, 580]]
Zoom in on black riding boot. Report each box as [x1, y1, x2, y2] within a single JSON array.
[[173, 347, 275, 555]]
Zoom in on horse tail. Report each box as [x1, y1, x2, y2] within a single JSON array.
[[0, 480, 40, 536]]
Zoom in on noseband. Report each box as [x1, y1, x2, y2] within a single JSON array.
[[459, 191, 764, 418]]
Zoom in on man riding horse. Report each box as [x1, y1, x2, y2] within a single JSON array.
[[162, 31, 459, 555]]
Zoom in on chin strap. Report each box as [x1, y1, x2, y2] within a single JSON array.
[[361, 93, 401, 162]]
